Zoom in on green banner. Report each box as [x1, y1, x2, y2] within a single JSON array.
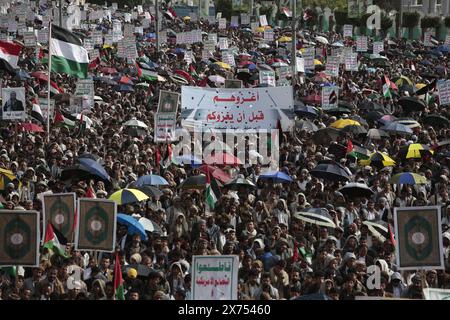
[[76, 199, 117, 252], [43, 193, 76, 241], [394, 206, 444, 270], [0, 210, 40, 267]]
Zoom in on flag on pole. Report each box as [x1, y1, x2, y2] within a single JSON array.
[[0, 40, 22, 68], [382, 76, 392, 98], [114, 253, 125, 300], [136, 62, 159, 81], [43, 222, 69, 258], [50, 24, 89, 78], [54, 111, 76, 128], [205, 170, 217, 211], [31, 98, 45, 125]]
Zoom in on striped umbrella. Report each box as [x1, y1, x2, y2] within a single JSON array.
[[0, 168, 18, 190], [389, 172, 428, 185], [109, 188, 149, 205], [397, 143, 433, 160], [359, 152, 396, 169], [293, 208, 336, 228], [362, 220, 389, 242]]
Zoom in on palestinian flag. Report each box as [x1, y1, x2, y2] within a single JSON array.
[[0, 40, 22, 68], [114, 253, 125, 300], [54, 111, 76, 128], [31, 98, 45, 125], [382, 76, 392, 98], [136, 62, 159, 81], [189, 63, 200, 80], [75, 113, 87, 138], [50, 24, 89, 78], [205, 170, 217, 211], [43, 221, 69, 258]]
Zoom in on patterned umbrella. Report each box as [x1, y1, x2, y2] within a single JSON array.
[[109, 189, 149, 205], [293, 208, 336, 228], [397, 144, 433, 160], [359, 152, 396, 169], [389, 173, 428, 185], [362, 220, 389, 242]]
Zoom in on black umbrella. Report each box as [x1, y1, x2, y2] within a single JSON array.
[[348, 115, 368, 128], [60, 164, 111, 184], [341, 125, 367, 136], [310, 161, 351, 182], [324, 107, 351, 116], [225, 175, 256, 190], [327, 143, 347, 159], [358, 101, 383, 111], [295, 119, 318, 132], [180, 175, 207, 189], [294, 104, 318, 119], [0, 58, 16, 75], [311, 127, 340, 145], [338, 101, 355, 110], [338, 182, 374, 199], [423, 114, 450, 128], [365, 111, 385, 121], [415, 79, 436, 96]]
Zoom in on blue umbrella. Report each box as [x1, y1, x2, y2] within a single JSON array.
[[174, 48, 185, 54], [420, 60, 433, 66], [174, 155, 202, 166], [437, 45, 450, 53], [77, 157, 111, 181], [258, 171, 293, 183], [136, 174, 169, 186], [145, 32, 156, 38], [114, 84, 134, 92], [117, 213, 148, 241]]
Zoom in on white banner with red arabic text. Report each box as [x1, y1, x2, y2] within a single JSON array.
[[181, 86, 294, 131]]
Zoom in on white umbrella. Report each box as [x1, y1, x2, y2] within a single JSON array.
[[331, 41, 344, 47], [123, 119, 148, 128], [208, 75, 226, 84], [258, 43, 270, 49], [138, 217, 155, 232], [94, 95, 103, 101], [315, 36, 329, 45]]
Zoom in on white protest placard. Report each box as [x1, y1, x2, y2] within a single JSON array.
[[424, 30, 435, 47], [37, 28, 49, 43], [219, 37, 229, 50], [296, 57, 305, 73], [240, 13, 250, 25], [207, 15, 216, 24], [2, 87, 26, 120], [259, 15, 268, 27], [202, 50, 213, 61], [184, 50, 194, 64], [303, 47, 315, 70], [17, 22, 27, 35], [190, 12, 198, 22], [204, 40, 216, 53], [251, 22, 259, 32], [90, 49, 100, 60], [7, 21, 17, 33], [345, 52, 358, 71], [221, 50, 235, 67], [277, 66, 290, 80], [192, 255, 239, 300], [83, 38, 93, 51], [104, 34, 113, 46], [322, 85, 339, 109], [218, 18, 226, 30], [208, 33, 217, 44], [192, 29, 202, 43], [423, 288, 450, 300], [437, 79, 450, 106], [231, 16, 239, 27], [332, 47, 344, 64], [74, 78, 95, 112], [154, 113, 177, 142], [343, 24, 353, 38], [259, 70, 276, 87], [24, 31, 36, 47], [92, 30, 103, 45], [264, 30, 274, 42], [326, 58, 340, 77], [373, 41, 384, 55], [160, 30, 167, 44], [356, 36, 368, 52], [38, 98, 55, 121]]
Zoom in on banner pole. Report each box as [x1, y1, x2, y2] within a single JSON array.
[[47, 22, 52, 141]]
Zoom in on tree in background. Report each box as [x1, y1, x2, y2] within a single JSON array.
[[402, 12, 420, 40]]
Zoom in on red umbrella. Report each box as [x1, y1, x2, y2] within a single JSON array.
[[31, 71, 49, 82], [19, 123, 44, 132], [199, 165, 231, 184], [204, 152, 242, 166], [119, 76, 134, 85], [99, 67, 118, 74], [174, 69, 193, 83]]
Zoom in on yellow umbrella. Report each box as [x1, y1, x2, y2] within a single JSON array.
[[183, 16, 191, 20], [256, 26, 266, 32], [109, 188, 149, 205], [314, 59, 323, 66], [214, 61, 231, 70], [330, 119, 361, 129], [415, 83, 426, 90], [278, 36, 292, 42]]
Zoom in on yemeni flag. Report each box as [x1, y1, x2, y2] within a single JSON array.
[[0, 40, 22, 68], [31, 98, 45, 125], [50, 24, 89, 78], [43, 222, 69, 258], [114, 253, 125, 300], [382, 75, 392, 98], [205, 170, 217, 211]]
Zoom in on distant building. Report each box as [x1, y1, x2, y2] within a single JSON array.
[[401, 0, 449, 16]]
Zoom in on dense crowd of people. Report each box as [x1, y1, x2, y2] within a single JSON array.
[[0, 3, 450, 300]]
